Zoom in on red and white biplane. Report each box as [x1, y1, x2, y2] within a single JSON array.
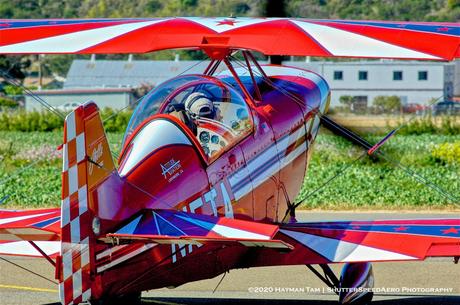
[[0, 17, 459, 305]]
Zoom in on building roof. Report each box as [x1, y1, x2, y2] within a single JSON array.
[[30, 88, 134, 95], [64, 59, 212, 89]]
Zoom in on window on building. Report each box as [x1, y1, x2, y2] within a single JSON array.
[[333, 71, 343, 80], [418, 71, 428, 81], [358, 71, 368, 80], [393, 71, 403, 81]]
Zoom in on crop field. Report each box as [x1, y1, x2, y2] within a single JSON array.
[[0, 130, 458, 210], [298, 132, 459, 210]]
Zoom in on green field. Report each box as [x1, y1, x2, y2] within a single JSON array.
[[298, 133, 459, 210], [0, 131, 458, 210]]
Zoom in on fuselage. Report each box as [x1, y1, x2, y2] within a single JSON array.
[[92, 65, 330, 298]]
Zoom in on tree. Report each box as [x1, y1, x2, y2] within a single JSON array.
[[0, 55, 31, 93], [339, 95, 354, 112]]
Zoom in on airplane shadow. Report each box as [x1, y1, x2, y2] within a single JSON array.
[[138, 296, 460, 305], [41, 295, 460, 305]]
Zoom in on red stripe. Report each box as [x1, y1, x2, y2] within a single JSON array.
[[80, 19, 213, 53], [223, 20, 331, 56]]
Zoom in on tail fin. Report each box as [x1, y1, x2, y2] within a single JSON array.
[[59, 102, 115, 305]]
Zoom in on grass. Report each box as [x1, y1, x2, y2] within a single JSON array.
[[0, 131, 124, 208], [0, 130, 459, 210], [328, 114, 460, 135]]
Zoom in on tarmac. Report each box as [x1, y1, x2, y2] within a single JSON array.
[[1, 211, 459, 305]]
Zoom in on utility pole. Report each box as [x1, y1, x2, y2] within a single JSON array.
[[38, 54, 42, 91], [265, 0, 286, 65]]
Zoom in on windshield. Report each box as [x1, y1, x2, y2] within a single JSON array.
[[123, 75, 253, 159], [124, 75, 201, 144]]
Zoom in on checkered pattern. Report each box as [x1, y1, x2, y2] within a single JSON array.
[[60, 108, 92, 305]]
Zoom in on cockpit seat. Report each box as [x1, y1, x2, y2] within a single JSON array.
[[166, 104, 197, 136]]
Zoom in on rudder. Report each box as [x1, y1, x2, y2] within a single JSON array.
[[59, 102, 115, 305]]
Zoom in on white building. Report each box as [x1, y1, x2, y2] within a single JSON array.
[[288, 60, 456, 108], [26, 58, 457, 111], [25, 88, 133, 112]]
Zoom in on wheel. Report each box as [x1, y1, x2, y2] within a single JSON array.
[[349, 291, 373, 305]]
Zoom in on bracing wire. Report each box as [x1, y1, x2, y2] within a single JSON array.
[[1, 71, 65, 120], [213, 270, 228, 293], [0, 256, 58, 285]]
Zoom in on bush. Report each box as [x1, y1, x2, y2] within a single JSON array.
[[373, 95, 401, 114], [431, 142, 460, 164], [3, 85, 23, 96], [100, 108, 133, 133], [0, 108, 133, 133], [0, 96, 19, 109], [0, 110, 62, 131], [396, 115, 460, 135]]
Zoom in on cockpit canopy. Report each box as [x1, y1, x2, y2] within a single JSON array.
[[123, 75, 253, 159]]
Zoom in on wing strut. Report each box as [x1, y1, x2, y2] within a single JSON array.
[[242, 51, 262, 101], [223, 57, 254, 103], [306, 264, 340, 293], [28, 241, 56, 267]]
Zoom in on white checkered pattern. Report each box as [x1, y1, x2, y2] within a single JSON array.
[[60, 108, 92, 305]]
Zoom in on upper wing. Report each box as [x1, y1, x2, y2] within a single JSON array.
[[278, 218, 460, 263], [0, 208, 61, 257], [0, 18, 458, 60]]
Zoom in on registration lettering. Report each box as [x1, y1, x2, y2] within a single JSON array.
[[171, 181, 234, 263]]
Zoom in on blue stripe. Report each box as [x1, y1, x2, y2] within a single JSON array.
[[0, 19, 152, 29], [33, 216, 60, 229], [231, 125, 306, 193], [325, 20, 460, 36], [230, 174, 252, 193], [300, 223, 460, 237], [233, 153, 278, 192]]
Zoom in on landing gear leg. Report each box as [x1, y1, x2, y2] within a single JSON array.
[[306, 264, 340, 292]]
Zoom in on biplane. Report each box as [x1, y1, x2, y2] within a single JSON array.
[[0, 17, 459, 305]]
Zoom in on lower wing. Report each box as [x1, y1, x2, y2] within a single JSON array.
[[101, 209, 460, 264], [276, 218, 460, 263]]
